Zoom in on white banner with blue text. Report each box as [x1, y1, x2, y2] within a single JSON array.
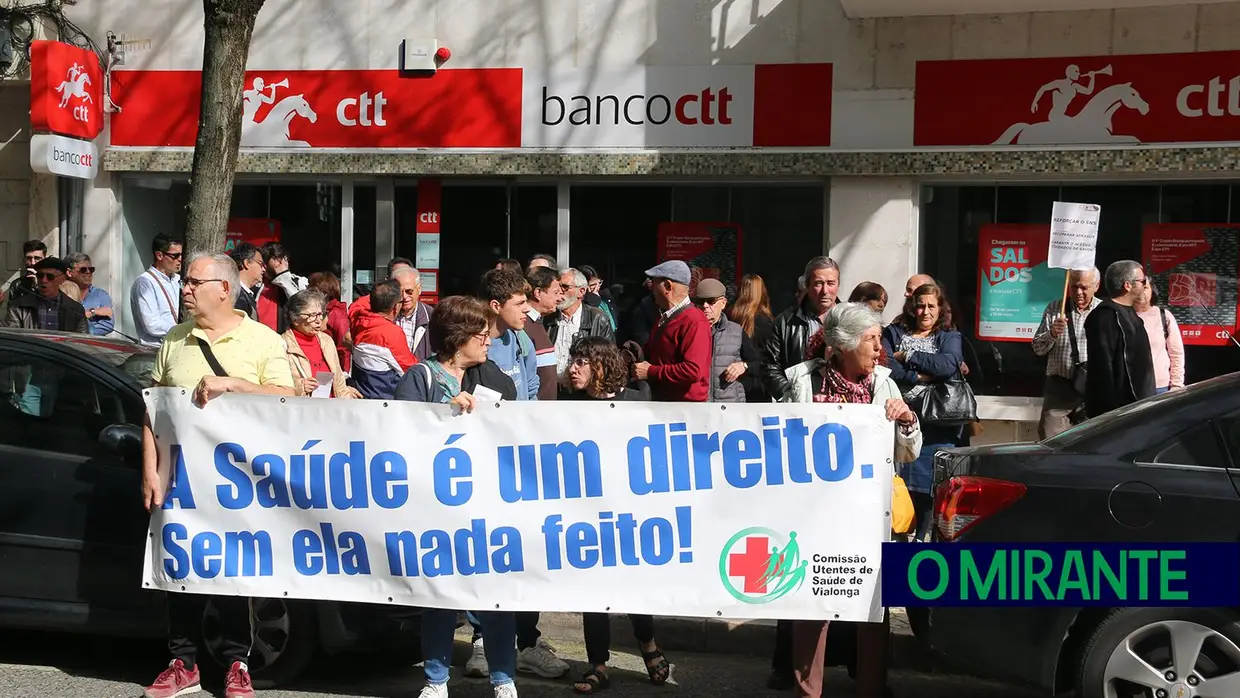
[[141, 390, 893, 621]]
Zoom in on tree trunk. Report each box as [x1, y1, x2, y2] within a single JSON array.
[[183, 0, 266, 259]]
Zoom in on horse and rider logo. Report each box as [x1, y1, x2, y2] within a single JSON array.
[[241, 77, 319, 147], [54, 63, 94, 111], [993, 63, 1150, 145]]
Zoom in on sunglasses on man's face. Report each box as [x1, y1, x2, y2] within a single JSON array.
[[75, 266, 95, 274], [162, 251, 183, 260], [37, 272, 63, 281]]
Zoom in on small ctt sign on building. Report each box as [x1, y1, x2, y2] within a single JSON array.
[[29, 39, 102, 180]]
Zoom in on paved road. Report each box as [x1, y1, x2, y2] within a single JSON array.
[[0, 628, 1044, 698]]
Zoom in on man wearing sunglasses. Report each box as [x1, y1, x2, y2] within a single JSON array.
[[3, 257, 88, 333], [66, 252, 114, 336], [1083, 260, 1157, 418], [130, 233, 184, 346]]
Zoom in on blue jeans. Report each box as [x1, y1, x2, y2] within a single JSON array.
[[423, 608, 516, 686]]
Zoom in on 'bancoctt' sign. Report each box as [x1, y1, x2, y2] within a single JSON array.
[[523, 64, 832, 148], [30, 133, 98, 180]]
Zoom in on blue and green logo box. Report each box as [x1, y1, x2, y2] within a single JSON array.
[[882, 543, 1240, 607]]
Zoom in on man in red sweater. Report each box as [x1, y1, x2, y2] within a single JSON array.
[[633, 260, 711, 402]]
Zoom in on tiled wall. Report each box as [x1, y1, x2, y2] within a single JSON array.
[[103, 144, 1240, 176]]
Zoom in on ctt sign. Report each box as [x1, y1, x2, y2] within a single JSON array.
[[30, 134, 99, 180], [30, 40, 103, 141]]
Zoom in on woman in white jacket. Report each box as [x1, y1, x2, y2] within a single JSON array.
[[780, 302, 921, 698]]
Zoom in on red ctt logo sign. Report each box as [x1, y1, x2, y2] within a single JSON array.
[[30, 40, 103, 141]]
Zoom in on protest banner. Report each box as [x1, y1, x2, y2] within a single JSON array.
[[142, 392, 892, 622], [1048, 201, 1102, 315]]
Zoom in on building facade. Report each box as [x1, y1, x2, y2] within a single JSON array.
[[9, 0, 1240, 438]]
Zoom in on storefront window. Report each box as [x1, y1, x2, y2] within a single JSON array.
[[924, 183, 1240, 397], [569, 184, 825, 319]]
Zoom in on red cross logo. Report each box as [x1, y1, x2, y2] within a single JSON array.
[[728, 536, 773, 594]]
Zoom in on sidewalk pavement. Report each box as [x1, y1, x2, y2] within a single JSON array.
[[481, 608, 947, 675]]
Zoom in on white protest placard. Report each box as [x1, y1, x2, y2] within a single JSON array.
[[1048, 201, 1102, 270], [141, 393, 892, 622]]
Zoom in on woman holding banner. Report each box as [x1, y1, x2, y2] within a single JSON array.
[[782, 302, 921, 698], [563, 335, 672, 693], [281, 289, 361, 398], [393, 295, 519, 698]]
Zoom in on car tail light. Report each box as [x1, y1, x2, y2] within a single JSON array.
[[934, 476, 1027, 541]]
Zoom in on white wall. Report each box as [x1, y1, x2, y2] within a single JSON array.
[[827, 178, 919, 324], [69, 1, 1240, 151]]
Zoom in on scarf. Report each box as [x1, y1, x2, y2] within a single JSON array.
[[813, 359, 874, 404], [426, 357, 463, 404]]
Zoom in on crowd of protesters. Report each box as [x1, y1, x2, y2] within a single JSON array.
[[0, 235, 1188, 698]]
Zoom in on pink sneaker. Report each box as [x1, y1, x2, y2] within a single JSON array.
[[224, 661, 256, 698], [143, 659, 201, 698]]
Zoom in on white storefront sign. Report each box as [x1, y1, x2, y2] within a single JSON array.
[[142, 392, 890, 621], [30, 133, 98, 180]]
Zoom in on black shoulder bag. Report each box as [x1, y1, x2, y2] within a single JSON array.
[[918, 368, 978, 426], [193, 337, 230, 378], [1066, 309, 1088, 396]]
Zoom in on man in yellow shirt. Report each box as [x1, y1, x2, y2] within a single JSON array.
[[141, 252, 294, 698]]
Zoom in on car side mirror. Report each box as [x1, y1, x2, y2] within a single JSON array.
[[99, 423, 142, 460]]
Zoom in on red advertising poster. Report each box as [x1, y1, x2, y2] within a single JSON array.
[[915, 50, 1240, 147], [225, 218, 281, 252], [1143, 223, 1240, 346], [29, 40, 104, 140], [110, 68, 522, 148], [655, 222, 742, 296]]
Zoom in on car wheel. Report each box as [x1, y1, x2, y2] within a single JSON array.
[[202, 597, 318, 689], [1076, 608, 1240, 698]]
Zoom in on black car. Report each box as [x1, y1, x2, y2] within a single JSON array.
[[908, 374, 1240, 698], [0, 329, 418, 686]]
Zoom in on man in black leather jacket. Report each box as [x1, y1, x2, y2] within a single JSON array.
[[761, 256, 842, 401]]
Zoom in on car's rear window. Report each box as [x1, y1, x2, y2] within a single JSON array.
[[56, 337, 156, 386], [1041, 384, 1200, 448]]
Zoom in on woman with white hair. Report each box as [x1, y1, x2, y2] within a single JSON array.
[[781, 301, 920, 698]]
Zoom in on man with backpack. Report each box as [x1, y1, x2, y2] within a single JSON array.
[[479, 269, 540, 401]]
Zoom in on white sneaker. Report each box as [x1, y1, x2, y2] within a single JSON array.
[[464, 637, 489, 678], [516, 637, 569, 678], [493, 682, 518, 698], [418, 684, 449, 698]]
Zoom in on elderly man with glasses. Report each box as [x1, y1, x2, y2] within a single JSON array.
[[140, 252, 294, 698], [1083, 260, 1157, 418]]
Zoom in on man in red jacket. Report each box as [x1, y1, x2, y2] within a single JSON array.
[[633, 260, 711, 402]]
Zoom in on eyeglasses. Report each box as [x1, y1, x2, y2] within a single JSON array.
[[694, 297, 723, 306], [1133, 277, 1149, 286], [184, 277, 224, 290], [296, 312, 324, 321], [75, 266, 95, 274], [569, 357, 591, 367], [36, 272, 63, 281], [162, 251, 183, 260]]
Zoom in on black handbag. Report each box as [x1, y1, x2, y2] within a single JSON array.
[[916, 371, 978, 427], [1066, 310, 1088, 396]]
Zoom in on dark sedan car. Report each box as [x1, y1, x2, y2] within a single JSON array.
[[0, 329, 418, 686], [908, 373, 1240, 698]]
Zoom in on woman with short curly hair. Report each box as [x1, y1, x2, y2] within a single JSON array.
[[564, 336, 632, 399], [562, 335, 671, 692]]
